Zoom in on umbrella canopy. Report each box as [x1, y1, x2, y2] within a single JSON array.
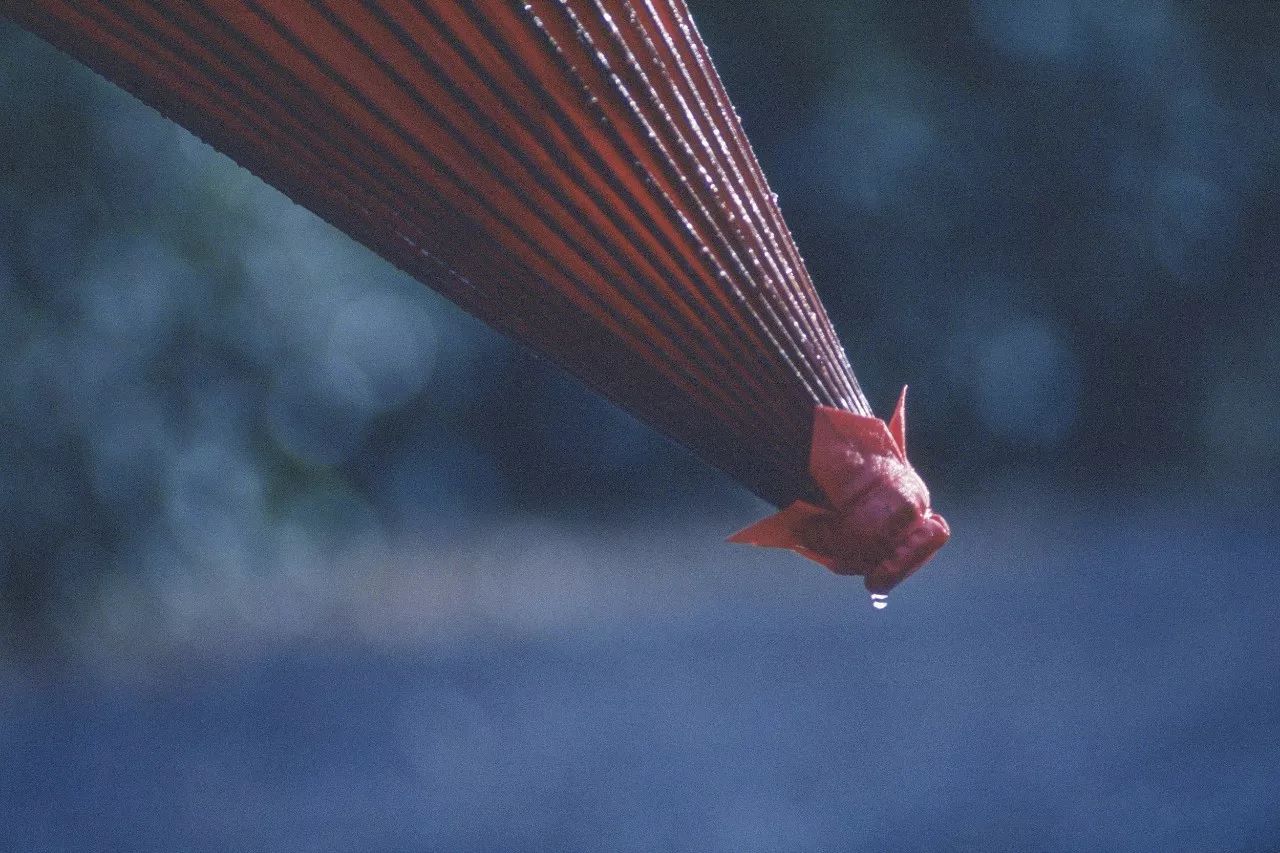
[[0, 0, 870, 509]]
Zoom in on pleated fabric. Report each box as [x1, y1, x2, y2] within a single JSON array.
[[1, 0, 870, 507]]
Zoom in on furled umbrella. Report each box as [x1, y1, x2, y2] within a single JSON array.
[[0, 0, 949, 594]]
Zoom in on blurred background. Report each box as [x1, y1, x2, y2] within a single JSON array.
[[1, 2, 1277, 850]]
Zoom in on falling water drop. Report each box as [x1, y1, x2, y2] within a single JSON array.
[[870, 593, 888, 610]]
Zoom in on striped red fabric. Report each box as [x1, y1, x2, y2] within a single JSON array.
[[1, 0, 869, 508]]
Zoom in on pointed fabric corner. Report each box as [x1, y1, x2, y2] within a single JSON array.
[[888, 385, 908, 457], [727, 500, 836, 570]]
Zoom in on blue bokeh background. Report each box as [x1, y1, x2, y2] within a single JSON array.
[[1, 2, 1278, 850]]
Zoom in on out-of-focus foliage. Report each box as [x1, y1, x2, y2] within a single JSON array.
[[1, 1, 1277, 658]]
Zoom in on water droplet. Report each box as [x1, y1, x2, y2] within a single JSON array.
[[870, 593, 888, 610]]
